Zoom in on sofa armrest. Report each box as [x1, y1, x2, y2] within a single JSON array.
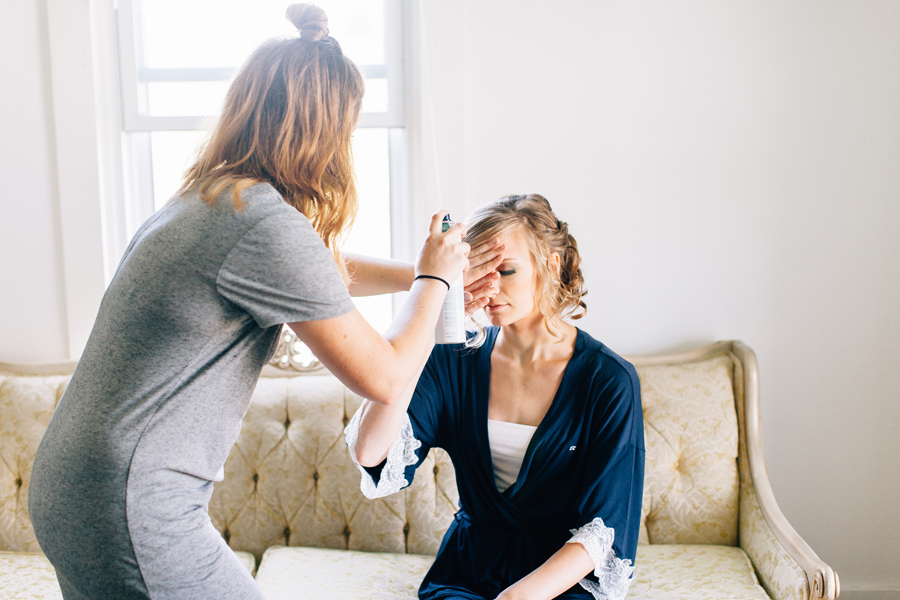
[[739, 475, 810, 600], [732, 343, 839, 600]]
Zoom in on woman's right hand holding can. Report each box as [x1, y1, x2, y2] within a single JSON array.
[[415, 210, 470, 287]]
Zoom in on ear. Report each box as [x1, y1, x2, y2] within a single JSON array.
[[549, 252, 562, 277]]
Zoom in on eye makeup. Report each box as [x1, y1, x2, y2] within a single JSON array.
[[497, 268, 516, 276]]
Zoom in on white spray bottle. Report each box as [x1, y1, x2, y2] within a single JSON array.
[[435, 215, 466, 344]]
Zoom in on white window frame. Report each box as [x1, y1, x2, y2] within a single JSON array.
[[113, 0, 412, 263], [116, 0, 406, 131]]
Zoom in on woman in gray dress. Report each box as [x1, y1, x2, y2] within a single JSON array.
[[27, 5, 490, 599]]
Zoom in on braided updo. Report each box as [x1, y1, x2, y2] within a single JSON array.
[[465, 194, 587, 344]]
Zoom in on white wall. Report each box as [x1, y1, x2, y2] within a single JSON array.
[[0, 0, 114, 363], [413, 0, 900, 594], [2, 0, 897, 594], [0, 0, 69, 362]]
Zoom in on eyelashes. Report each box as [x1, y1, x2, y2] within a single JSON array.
[[498, 269, 516, 276]]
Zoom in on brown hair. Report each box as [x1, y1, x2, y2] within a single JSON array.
[[465, 194, 587, 343], [180, 4, 364, 282]]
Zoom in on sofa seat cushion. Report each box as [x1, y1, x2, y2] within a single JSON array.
[[0, 552, 61, 600], [628, 545, 770, 600], [255, 546, 433, 599], [255, 544, 771, 600], [0, 550, 257, 600]]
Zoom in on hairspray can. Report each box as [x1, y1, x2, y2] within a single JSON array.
[[435, 215, 465, 344]]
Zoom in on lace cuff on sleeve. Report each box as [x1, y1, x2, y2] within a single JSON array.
[[344, 407, 422, 499], [566, 517, 635, 600]]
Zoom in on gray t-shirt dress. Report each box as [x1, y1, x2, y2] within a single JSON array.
[[28, 183, 354, 599]]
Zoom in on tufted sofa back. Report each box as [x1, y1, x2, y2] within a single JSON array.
[[0, 348, 741, 561], [637, 355, 739, 546], [206, 374, 458, 560], [0, 372, 70, 553]]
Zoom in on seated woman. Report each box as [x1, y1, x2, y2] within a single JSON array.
[[345, 194, 645, 600]]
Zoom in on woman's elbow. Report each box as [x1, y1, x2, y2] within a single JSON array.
[[354, 442, 387, 468], [358, 380, 405, 407]]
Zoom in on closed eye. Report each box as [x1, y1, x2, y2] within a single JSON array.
[[498, 269, 516, 276]]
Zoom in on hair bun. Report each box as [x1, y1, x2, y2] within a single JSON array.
[[285, 3, 329, 42]]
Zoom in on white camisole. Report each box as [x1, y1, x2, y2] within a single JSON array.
[[487, 419, 538, 493]]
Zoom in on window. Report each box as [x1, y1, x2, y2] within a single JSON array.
[[115, 0, 405, 333]]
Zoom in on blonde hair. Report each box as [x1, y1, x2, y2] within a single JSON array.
[[465, 194, 587, 345], [180, 4, 363, 282]]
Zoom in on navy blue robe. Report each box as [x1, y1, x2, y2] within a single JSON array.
[[358, 327, 644, 600]]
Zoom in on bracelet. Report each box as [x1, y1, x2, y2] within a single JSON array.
[[414, 274, 450, 291]]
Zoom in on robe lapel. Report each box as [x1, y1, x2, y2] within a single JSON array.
[[500, 328, 584, 502]]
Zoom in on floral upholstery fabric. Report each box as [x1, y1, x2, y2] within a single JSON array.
[[255, 546, 434, 599], [627, 545, 770, 599], [637, 356, 740, 546], [739, 483, 807, 600], [0, 552, 61, 600], [207, 377, 459, 563], [253, 544, 771, 600], [0, 374, 69, 553], [0, 550, 255, 600]]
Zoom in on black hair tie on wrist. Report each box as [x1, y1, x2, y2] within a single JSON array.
[[414, 274, 450, 291]]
